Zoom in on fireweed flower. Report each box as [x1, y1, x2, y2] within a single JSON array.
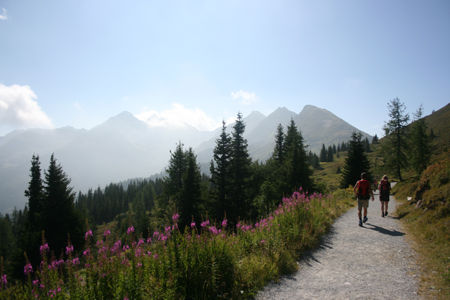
[[72, 257, 80, 265], [24, 263, 33, 275], [1, 274, 7, 286], [104, 229, 111, 237], [40, 243, 49, 254], [200, 220, 210, 228], [221, 219, 227, 228], [83, 248, 90, 256], [172, 213, 180, 222], [85, 229, 93, 240], [137, 238, 144, 247], [32, 279, 39, 286], [127, 226, 135, 235], [65, 244, 74, 255], [190, 222, 196, 228]]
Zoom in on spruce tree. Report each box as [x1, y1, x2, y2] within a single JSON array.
[[24, 155, 45, 266], [42, 154, 84, 255], [180, 148, 202, 229], [410, 105, 431, 175], [340, 132, 372, 188], [320, 144, 327, 162], [273, 124, 285, 164], [372, 134, 379, 144], [166, 142, 187, 201], [283, 120, 313, 193], [210, 121, 232, 220], [382, 98, 409, 180], [327, 145, 334, 162], [229, 113, 252, 224]]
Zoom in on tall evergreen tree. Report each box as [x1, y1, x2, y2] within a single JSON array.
[[210, 121, 232, 220], [327, 145, 334, 162], [340, 132, 372, 188], [180, 148, 203, 229], [283, 120, 313, 193], [319, 144, 327, 162], [364, 137, 371, 152], [410, 105, 431, 175], [42, 154, 84, 256], [229, 113, 252, 224], [24, 155, 45, 266], [382, 98, 410, 180], [166, 142, 187, 201], [273, 123, 285, 164]]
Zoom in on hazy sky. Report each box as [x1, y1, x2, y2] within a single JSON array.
[[0, 0, 449, 137]]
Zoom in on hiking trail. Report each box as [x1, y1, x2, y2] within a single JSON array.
[[256, 190, 420, 299]]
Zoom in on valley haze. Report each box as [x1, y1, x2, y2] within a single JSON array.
[[0, 105, 370, 213]]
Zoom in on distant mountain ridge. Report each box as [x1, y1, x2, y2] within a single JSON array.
[[0, 105, 371, 213]]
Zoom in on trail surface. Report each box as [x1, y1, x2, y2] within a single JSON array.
[[256, 191, 420, 300]]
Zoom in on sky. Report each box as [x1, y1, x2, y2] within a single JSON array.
[[0, 0, 449, 137]]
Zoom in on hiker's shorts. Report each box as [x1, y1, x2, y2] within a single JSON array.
[[358, 199, 369, 210]]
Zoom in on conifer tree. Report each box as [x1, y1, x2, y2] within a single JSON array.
[[382, 98, 409, 180], [24, 155, 45, 266], [410, 105, 431, 175], [283, 120, 313, 193], [229, 113, 252, 223], [210, 121, 232, 220], [166, 142, 187, 201], [180, 148, 202, 229], [273, 123, 285, 164], [340, 132, 372, 188], [372, 134, 379, 144], [42, 154, 84, 256], [327, 145, 334, 162], [364, 137, 371, 152], [319, 144, 327, 162]]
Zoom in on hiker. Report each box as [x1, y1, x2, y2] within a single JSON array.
[[378, 175, 391, 217], [354, 172, 374, 226]]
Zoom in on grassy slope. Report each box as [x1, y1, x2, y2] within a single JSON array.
[[376, 103, 450, 299]]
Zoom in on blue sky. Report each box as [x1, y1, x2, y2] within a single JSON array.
[[0, 0, 449, 137]]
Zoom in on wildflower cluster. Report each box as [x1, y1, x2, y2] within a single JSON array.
[[0, 188, 352, 299]]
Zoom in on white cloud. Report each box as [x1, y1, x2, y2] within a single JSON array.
[[231, 90, 257, 105], [0, 8, 8, 21], [0, 84, 53, 131], [135, 103, 220, 131]]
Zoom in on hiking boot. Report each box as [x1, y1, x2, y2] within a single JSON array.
[[363, 216, 368, 223], [359, 219, 363, 226], [382, 212, 385, 217], [384, 211, 388, 217]]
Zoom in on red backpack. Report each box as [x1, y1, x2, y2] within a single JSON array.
[[357, 179, 371, 200]]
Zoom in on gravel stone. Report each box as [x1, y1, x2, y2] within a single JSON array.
[[256, 192, 420, 300]]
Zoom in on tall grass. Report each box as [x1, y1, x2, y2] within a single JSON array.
[[0, 188, 353, 299]]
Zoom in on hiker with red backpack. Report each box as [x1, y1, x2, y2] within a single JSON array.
[[354, 172, 374, 226], [378, 175, 391, 217]]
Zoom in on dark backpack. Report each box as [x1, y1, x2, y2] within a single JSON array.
[[357, 179, 371, 200], [380, 180, 390, 193]]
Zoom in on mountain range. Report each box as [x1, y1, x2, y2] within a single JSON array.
[[0, 105, 371, 213]]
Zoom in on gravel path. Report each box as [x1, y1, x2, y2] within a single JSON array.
[[256, 192, 420, 300]]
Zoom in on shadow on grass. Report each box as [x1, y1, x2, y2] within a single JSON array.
[[364, 223, 405, 236]]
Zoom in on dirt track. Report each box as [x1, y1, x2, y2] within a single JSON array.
[[256, 191, 420, 299]]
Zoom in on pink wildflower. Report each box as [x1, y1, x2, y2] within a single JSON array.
[[72, 257, 80, 265], [1, 274, 7, 286], [221, 219, 227, 228], [137, 238, 144, 247], [172, 213, 180, 222], [40, 243, 49, 254], [104, 229, 111, 237], [208, 226, 219, 235], [200, 220, 210, 228], [137, 262, 142, 268], [65, 244, 74, 255], [190, 222, 196, 228], [24, 263, 33, 275], [32, 279, 39, 286], [85, 229, 93, 240], [127, 226, 135, 235], [83, 248, 90, 256]]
